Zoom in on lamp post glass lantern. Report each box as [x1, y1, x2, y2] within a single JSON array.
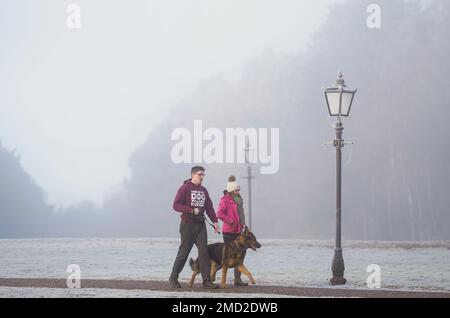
[[323, 71, 357, 285], [324, 71, 357, 119]]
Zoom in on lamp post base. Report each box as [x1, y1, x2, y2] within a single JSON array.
[[330, 248, 346, 285], [330, 276, 347, 285]]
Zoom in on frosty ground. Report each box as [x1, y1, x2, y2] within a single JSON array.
[[0, 238, 449, 297]]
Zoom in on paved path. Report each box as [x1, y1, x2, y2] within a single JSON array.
[[1, 278, 449, 298]]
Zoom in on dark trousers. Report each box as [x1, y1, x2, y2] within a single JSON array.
[[223, 232, 246, 281], [170, 221, 212, 282]]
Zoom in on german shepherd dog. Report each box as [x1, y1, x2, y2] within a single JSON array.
[[188, 226, 261, 288]]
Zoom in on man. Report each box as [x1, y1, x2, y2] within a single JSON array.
[[169, 166, 220, 289]]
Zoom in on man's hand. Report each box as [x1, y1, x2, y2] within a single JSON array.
[[214, 222, 220, 233], [193, 208, 201, 215]]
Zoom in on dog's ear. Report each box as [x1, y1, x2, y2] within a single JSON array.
[[244, 226, 249, 234]]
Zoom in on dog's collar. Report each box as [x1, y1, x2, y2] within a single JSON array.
[[231, 240, 248, 253]]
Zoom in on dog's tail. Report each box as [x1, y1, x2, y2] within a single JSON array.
[[189, 257, 198, 271]]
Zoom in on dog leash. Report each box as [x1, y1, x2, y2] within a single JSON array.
[[206, 220, 244, 241], [206, 220, 222, 235]]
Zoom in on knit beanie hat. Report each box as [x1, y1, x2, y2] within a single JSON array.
[[226, 175, 240, 193]]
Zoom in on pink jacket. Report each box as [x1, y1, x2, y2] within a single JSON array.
[[217, 194, 244, 234]]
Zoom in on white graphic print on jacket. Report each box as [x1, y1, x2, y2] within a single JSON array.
[[191, 190, 206, 207]]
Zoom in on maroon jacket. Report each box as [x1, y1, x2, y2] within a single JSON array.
[[173, 179, 218, 224]]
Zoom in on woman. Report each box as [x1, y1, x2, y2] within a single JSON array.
[[216, 175, 248, 287]]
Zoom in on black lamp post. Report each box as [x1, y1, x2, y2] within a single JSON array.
[[323, 71, 357, 285]]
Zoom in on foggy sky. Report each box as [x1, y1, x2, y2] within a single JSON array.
[[0, 0, 331, 208], [1, 0, 449, 240]]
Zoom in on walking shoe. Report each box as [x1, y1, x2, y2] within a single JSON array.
[[202, 280, 219, 289], [234, 279, 249, 287], [169, 277, 181, 288]]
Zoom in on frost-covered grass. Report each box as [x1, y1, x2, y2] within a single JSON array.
[[0, 238, 449, 295]]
